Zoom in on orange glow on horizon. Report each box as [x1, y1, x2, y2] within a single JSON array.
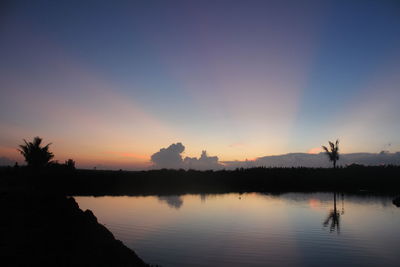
[[104, 151, 150, 161], [307, 147, 322, 154]]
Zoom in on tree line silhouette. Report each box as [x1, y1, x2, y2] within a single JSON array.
[[16, 136, 341, 170], [1, 136, 398, 196]]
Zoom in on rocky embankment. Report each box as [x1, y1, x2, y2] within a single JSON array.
[[0, 193, 148, 266]]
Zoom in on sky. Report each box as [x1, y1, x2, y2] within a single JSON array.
[[1, 0, 400, 169]]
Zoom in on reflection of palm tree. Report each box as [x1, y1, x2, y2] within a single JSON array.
[[341, 193, 345, 215], [323, 192, 341, 233], [18, 137, 54, 168], [322, 140, 339, 168]]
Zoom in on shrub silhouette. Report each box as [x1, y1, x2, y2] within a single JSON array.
[[322, 139, 339, 168], [65, 159, 76, 170], [18, 137, 54, 168]]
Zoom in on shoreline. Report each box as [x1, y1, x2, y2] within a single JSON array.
[[0, 191, 149, 266], [3, 166, 399, 196]]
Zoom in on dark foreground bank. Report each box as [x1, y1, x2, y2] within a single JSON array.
[[0, 192, 148, 267]]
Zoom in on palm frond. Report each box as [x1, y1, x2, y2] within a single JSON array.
[[18, 137, 54, 168], [322, 139, 340, 167]]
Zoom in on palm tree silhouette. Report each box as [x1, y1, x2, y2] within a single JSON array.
[[322, 139, 339, 168], [18, 137, 54, 168]]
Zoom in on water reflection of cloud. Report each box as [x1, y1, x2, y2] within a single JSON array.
[[158, 196, 183, 209], [200, 194, 207, 203]]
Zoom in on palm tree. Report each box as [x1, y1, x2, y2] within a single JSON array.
[[18, 137, 54, 168], [322, 139, 339, 168]]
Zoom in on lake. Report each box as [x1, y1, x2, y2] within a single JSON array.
[[76, 193, 400, 267]]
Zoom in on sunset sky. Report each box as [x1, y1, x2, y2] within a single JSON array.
[[1, 0, 400, 169]]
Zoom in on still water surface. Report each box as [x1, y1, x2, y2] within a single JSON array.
[[76, 193, 400, 267]]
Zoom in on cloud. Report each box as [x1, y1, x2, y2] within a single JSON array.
[[150, 143, 400, 170], [150, 143, 223, 170], [150, 143, 185, 169], [223, 152, 400, 168], [184, 151, 223, 170]]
